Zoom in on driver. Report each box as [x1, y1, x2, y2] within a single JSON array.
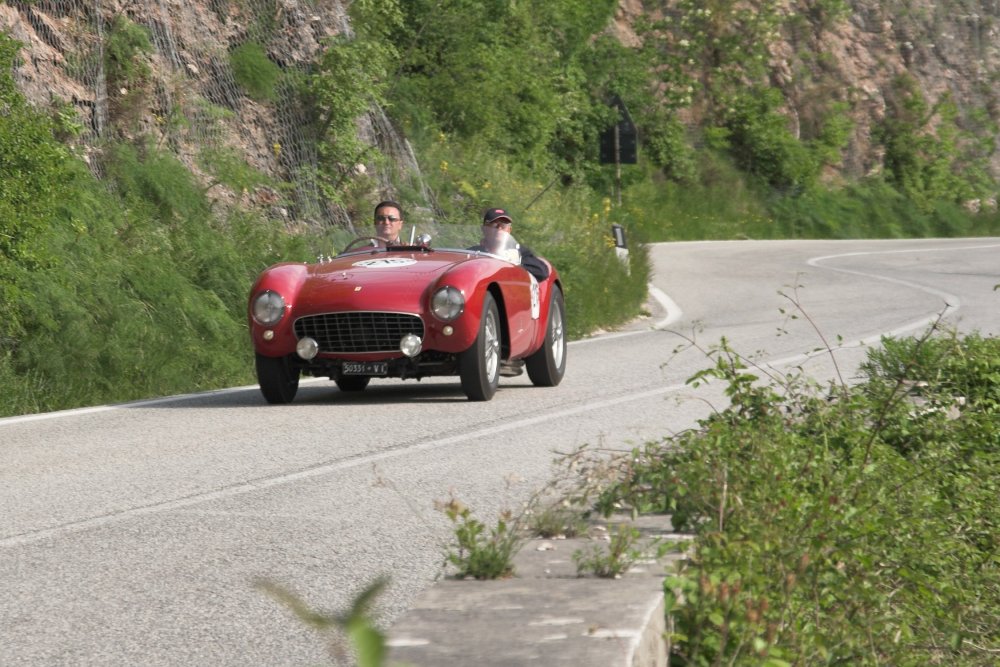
[[373, 200, 405, 245], [474, 208, 550, 282]]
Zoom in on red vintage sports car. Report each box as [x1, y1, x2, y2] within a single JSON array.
[[247, 225, 566, 402]]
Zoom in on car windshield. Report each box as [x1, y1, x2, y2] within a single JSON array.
[[334, 224, 521, 261]]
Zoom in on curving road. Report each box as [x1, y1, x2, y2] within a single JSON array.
[[2, 238, 998, 665]]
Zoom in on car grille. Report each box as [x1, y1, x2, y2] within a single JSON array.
[[294, 311, 424, 353]]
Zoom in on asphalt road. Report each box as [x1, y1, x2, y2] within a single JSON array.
[[2, 238, 998, 665]]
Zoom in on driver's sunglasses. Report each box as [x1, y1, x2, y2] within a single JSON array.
[[485, 220, 511, 229], [375, 215, 400, 223]]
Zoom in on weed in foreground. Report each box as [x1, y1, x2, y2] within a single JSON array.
[[572, 523, 644, 579], [527, 501, 589, 539], [256, 576, 388, 667], [437, 495, 522, 580]]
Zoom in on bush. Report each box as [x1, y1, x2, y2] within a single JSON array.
[[598, 331, 1000, 665], [229, 42, 281, 102], [0, 65, 315, 416], [720, 86, 821, 192]]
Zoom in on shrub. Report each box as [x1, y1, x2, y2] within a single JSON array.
[[229, 42, 281, 102], [441, 497, 522, 580], [721, 86, 820, 192], [598, 330, 1000, 664]]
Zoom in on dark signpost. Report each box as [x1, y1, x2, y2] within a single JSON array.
[[599, 96, 637, 206]]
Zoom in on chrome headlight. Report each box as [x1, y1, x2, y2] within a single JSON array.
[[400, 334, 422, 358], [252, 290, 286, 326], [296, 337, 319, 360], [431, 286, 465, 321]]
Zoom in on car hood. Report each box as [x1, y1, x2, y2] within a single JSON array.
[[293, 250, 474, 313]]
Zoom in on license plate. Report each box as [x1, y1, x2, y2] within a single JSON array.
[[343, 361, 388, 375]]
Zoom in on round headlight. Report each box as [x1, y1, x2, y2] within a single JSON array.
[[296, 337, 319, 360], [431, 286, 465, 321], [252, 290, 286, 326], [400, 333, 422, 358]]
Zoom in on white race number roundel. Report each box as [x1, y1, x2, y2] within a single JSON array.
[[351, 258, 417, 268], [530, 274, 540, 319]]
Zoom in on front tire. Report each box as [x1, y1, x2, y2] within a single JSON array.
[[255, 353, 300, 404], [459, 293, 501, 401], [526, 286, 566, 387], [335, 376, 371, 392]]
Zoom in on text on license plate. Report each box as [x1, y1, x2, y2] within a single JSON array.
[[343, 361, 388, 375]]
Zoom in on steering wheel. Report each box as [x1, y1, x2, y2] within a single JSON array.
[[341, 236, 385, 253]]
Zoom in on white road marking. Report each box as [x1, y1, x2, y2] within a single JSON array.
[[1, 382, 692, 548]]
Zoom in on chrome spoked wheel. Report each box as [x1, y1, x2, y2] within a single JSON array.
[[483, 306, 500, 384], [549, 294, 565, 370], [526, 286, 567, 387], [459, 293, 501, 401]]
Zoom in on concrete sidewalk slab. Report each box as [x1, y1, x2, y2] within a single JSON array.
[[387, 514, 691, 666]]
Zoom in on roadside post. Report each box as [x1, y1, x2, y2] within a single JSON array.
[[599, 96, 637, 207], [611, 222, 629, 273]]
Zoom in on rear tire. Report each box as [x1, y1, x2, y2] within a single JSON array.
[[459, 293, 501, 401], [526, 286, 566, 387], [255, 353, 300, 404], [335, 376, 371, 392]]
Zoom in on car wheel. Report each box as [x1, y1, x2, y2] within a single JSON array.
[[255, 353, 300, 404], [335, 376, 371, 392], [459, 292, 501, 401], [526, 285, 566, 387]]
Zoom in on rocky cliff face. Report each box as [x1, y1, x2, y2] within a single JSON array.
[[793, 0, 999, 180], [3, 0, 999, 219], [615, 0, 1000, 183], [1, 0, 377, 227]]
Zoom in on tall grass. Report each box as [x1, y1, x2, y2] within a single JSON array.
[[0, 138, 314, 417]]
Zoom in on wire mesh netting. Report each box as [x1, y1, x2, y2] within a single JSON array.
[[3, 0, 428, 229]]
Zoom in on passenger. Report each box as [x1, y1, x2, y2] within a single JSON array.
[[373, 200, 405, 245], [474, 208, 550, 282]]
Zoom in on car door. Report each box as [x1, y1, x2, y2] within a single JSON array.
[[497, 266, 540, 357]]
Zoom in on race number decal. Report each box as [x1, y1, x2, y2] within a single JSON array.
[[352, 258, 417, 268], [530, 274, 540, 319]]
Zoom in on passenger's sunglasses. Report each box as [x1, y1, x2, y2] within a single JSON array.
[[375, 215, 401, 223]]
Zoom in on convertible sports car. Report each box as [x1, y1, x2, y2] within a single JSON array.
[[247, 225, 566, 402]]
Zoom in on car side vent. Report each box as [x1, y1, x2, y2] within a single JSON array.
[[294, 312, 424, 353]]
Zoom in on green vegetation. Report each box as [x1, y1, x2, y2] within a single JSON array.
[[257, 576, 388, 667], [0, 35, 311, 416], [592, 328, 1000, 664], [104, 15, 154, 131], [572, 523, 643, 578], [440, 496, 522, 580], [104, 15, 152, 89], [304, 1, 400, 206], [527, 502, 588, 539], [229, 42, 281, 102]]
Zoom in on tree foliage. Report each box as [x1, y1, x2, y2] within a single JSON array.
[[393, 0, 617, 173], [874, 74, 984, 210], [304, 0, 402, 203]]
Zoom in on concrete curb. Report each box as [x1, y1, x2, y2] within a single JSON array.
[[387, 515, 692, 666]]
